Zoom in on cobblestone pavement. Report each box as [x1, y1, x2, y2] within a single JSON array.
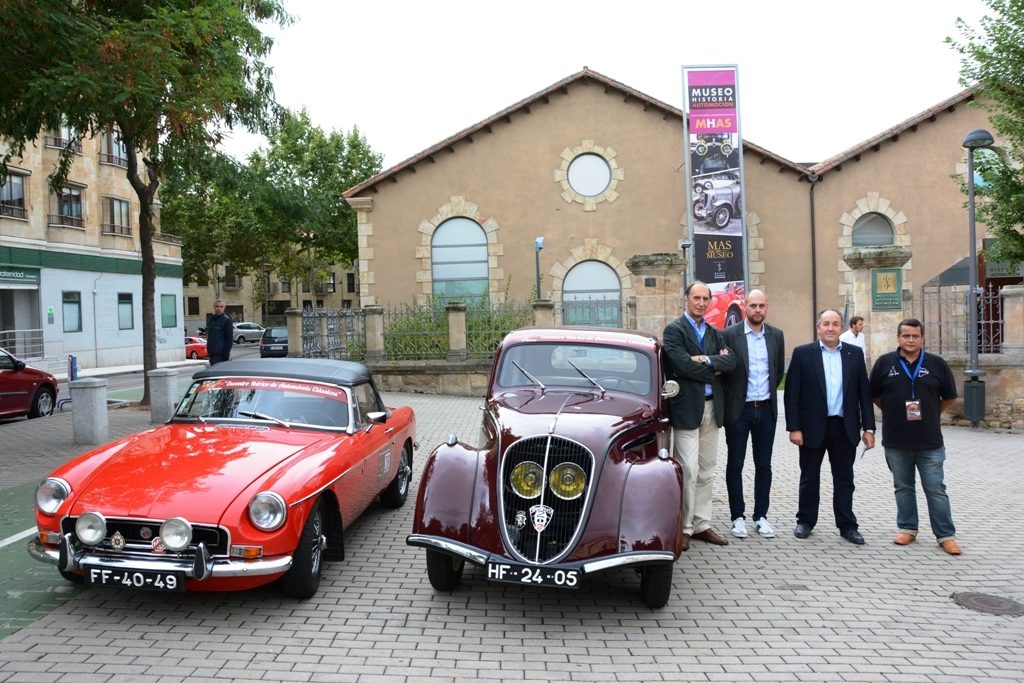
[[0, 394, 1022, 682]]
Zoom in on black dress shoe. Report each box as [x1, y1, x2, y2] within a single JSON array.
[[841, 529, 865, 545], [794, 523, 812, 539]]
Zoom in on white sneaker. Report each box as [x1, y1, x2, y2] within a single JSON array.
[[731, 518, 748, 538], [754, 518, 776, 538]]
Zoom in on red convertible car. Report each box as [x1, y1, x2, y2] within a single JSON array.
[[407, 327, 685, 608], [28, 358, 416, 599]]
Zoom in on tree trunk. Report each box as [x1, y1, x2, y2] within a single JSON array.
[[123, 141, 159, 406]]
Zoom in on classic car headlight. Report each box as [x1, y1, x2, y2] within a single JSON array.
[[160, 517, 193, 552], [249, 492, 287, 531], [510, 461, 544, 499], [35, 478, 71, 515], [76, 512, 107, 546], [548, 463, 586, 500]]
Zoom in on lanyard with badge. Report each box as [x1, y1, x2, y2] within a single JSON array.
[[899, 352, 925, 421]]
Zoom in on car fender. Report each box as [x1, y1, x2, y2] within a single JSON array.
[[618, 457, 684, 557], [411, 441, 485, 544]]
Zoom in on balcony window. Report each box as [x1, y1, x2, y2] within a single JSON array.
[[45, 124, 82, 153], [347, 272, 356, 293], [49, 186, 84, 228], [0, 174, 27, 220], [281, 278, 291, 294], [102, 197, 132, 236], [326, 272, 336, 293], [100, 129, 128, 167]]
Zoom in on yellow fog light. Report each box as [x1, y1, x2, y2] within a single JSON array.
[[549, 463, 586, 500], [510, 461, 544, 499]]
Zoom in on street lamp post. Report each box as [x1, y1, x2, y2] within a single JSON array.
[[534, 236, 545, 299], [962, 128, 994, 429], [678, 239, 692, 291]]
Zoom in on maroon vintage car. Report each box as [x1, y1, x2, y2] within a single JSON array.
[[407, 327, 684, 608]]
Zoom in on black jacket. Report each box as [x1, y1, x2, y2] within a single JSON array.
[[662, 315, 736, 430], [721, 321, 785, 426]]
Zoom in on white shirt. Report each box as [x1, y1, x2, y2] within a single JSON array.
[[839, 329, 865, 350]]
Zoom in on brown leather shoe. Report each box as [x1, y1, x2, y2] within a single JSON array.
[[939, 539, 962, 555], [692, 528, 730, 546], [680, 533, 691, 551], [893, 532, 916, 545]]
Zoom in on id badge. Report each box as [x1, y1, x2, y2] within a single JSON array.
[[905, 400, 922, 421]]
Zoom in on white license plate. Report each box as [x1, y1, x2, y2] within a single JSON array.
[[486, 561, 580, 589], [85, 567, 185, 592], [271, 345, 284, 350]]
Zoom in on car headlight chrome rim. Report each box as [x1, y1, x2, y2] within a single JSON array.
[[76, 511, 107, 546], [35, 477, 71, 515], [510, 461, 544, 500], [249, 492, 287, 531], [160, 517, 193, 552], [548, 463, 586, 500]]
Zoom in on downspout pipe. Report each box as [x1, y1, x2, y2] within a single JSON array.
[[806, 172, 820, 333]]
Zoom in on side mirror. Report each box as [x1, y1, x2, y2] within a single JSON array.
[[367, 411, 387, 424], [660, 379, 680, 399], [13, 360, 26, 372]]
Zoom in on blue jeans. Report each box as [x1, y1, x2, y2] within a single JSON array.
[[725, 403, 777, 521], [884, 447, 956, 541]]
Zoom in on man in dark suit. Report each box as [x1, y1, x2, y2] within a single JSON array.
[[721, 289, 785, 539], [663, 281, 737, 550], [784, 309, 876, 544]]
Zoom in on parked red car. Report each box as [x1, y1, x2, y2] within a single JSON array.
[[407, 327, 684, 608], [29, 358, 416, 599], [184, 336, 208, 360], [0, 347, 58, 419]]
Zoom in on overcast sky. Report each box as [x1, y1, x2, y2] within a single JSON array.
[[220, 0, 991, 168]]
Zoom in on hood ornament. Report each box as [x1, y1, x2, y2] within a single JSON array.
[[530, 504, 554, 532]]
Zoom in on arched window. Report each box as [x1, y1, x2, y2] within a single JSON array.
[[852, 212, 895, 247], [431, 217, 488, 303], [562, 260, 621, 327]]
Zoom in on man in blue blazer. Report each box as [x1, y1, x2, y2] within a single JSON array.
[[664, 281, 737, 549], [784, 309, 876, 544]]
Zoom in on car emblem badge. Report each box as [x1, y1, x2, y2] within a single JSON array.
[[139, 527, 153, 540], [110, 531, 126, 551], [151, 537, 166, 553], [529, 504, 553, 533], [514, 511, 527, 529]]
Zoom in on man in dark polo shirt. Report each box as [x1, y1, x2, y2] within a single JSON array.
[[869, 318, 961, 555]]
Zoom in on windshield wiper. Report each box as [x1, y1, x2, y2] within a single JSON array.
[[237, 410, 290, 429], [567, 359, 605, 393], [511, 360, 545, 390]]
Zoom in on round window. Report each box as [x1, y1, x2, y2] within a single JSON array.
[[566, 153, 612, 197]]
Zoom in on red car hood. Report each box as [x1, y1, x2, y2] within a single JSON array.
[[69, 423, 326, 522]]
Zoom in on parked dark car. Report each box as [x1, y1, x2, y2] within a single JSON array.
[[259, 327, 289, 358], [407, 327, 685, 608], [0, 347, 58, 419]]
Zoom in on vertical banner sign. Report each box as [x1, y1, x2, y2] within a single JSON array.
[[682, 66, 747, 329]]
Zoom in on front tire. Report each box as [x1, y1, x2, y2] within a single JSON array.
[[425, 549, 464, 592], [281, 499, 325, 599], [380, 442, 413, 509], [725, 306, 742, 327], [640, 563, 673, 608], [59, 569, 84, 584], [236, 335, 246, 345], [28, 387, 55, 418], [189, 351, 199, 359]]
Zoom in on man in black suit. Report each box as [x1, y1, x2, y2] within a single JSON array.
[[663, 281, 737, 550], [784, 309, 876, 544], [721, 289, 785, 539]]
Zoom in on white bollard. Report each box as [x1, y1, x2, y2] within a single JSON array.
[[70, 378, 109, 445], [149, 368, 179, 424]]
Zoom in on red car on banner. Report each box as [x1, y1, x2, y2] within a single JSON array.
[[705, 281, 746, 330]]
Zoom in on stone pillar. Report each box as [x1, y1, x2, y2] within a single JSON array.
[[149, 368, 179, 424], [364, 305, 385, 361], [70, 377, 108, 445], [533, 300, 554, 327], [843, 246, 912, 367], [624, 253, 685, 338], [286, 307, 303, 357], [1000, 284, 1024, 354], [446, 302, 468, 361]]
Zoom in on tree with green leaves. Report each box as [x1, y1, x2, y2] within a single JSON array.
[[0, 0, 287, 402], [950, 0, 1024, 267]]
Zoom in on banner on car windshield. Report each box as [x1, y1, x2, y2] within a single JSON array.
[[681, 65, 748, 329]]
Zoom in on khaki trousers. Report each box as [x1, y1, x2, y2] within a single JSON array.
[[673, 399, 720, 536]]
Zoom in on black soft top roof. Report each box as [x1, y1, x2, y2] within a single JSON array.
[[192, 358, 373, 387]]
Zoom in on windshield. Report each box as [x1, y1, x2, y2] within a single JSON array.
[[496, 343, 653, 396], [175, 377, 350, 430]]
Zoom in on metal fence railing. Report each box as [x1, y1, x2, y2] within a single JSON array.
[[301, 308, 365, 361], [0, 328, 45, 359], [467, 301, 534, 360], [907, 283, 1004, 356], [554, 299, 627, 328], [383, 304, 447, 360]]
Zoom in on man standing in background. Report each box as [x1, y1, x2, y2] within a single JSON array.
[[206, 299, 234, 365], [840, 315, 866, 354]]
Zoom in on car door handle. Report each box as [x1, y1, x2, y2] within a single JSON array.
[[385, 428, 394, 435]]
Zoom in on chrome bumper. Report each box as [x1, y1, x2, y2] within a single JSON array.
[[28, 536, 292, 579], [406, 534, 675, 574]]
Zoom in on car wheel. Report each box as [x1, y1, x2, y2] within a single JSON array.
[[236, 335, 246, 345], [425, 549, 464, 592], [712, 206, 732, 229], [380, 442, 413, 509], [280, 498, 325, 599], [725, 306, 742, 327], [189, 351, 199, 359], [28, 387, 55, 418], [640, 562, 673, 608], [59, 569, 84, 584]]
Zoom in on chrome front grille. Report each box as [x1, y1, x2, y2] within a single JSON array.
[[61, 517, 229, 555], [500, 435, 594, 564]]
